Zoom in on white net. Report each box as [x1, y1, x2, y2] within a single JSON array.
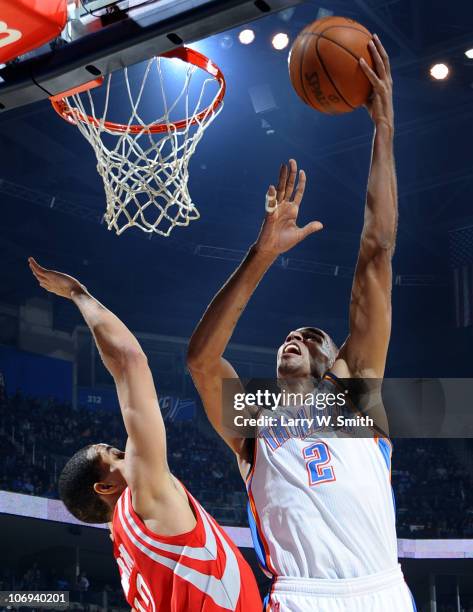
[[56, 51, 224, 236]]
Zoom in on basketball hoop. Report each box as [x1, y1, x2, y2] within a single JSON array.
[[50, 47, 226, 236]]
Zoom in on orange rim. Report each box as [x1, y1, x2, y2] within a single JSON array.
[[50, 47, 226, 134]]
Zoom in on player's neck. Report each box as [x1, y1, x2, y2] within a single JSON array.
[[278, 377, 316, 403], [102, 490, 123, 518]]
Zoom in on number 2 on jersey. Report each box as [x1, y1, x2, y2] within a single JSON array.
[[303, 441, 336, 486]]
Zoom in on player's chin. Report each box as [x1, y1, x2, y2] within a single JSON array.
[[277, 355, 307, 377]]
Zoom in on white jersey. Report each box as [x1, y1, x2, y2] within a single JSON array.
[[246, 372, 399, 580]]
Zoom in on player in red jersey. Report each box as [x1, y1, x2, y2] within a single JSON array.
[[29, 258, 262, 612]]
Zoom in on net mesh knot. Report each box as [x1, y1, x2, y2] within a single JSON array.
[[62, 54, 224, 236]]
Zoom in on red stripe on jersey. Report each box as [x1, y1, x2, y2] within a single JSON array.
[[119, 489, 228, 579], [112, 485, 261, 612]]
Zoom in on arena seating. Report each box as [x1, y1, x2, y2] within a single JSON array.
[[1, 392, 472, 536]]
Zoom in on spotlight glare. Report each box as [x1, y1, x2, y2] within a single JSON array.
[[465, 48, 473, 59], [272, 32, 289, 51], [430, 63, 449, 80], [239, 29, 255, 45]]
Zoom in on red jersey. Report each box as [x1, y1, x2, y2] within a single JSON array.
[[112, 486, 262, 612]]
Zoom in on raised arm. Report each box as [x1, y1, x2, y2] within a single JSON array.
[[187, 161, 322, 462], [333, 35, 396, 380], [28, 258, 173, 511]]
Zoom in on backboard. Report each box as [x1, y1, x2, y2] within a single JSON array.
[[0, 0, 304, 112]]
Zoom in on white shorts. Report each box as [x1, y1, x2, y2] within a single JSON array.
[[264, 565, 416, 612]]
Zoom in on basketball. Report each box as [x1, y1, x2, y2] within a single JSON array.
[[289, 16, 374, 114]]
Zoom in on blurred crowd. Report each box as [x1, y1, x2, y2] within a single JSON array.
[[0, 564, 87, 592], [393, 439, 473, 538], [1, 566, 472, 612], [0, 391, 473, 536], [0, 391, 247, 524], [0, 565, 126, 610]]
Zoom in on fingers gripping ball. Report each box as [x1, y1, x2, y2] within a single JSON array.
[[289, 16, 374, 114]]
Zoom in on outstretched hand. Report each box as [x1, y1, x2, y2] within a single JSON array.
[[359, 34, 394, 129], [29, 257, 85, 299], [254, 159, 323, 257]]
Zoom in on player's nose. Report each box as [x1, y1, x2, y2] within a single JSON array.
[[285, 330, 303, 344]]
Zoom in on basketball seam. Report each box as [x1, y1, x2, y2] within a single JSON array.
[[315, 35, 354, 111], [299, 27, 371, 64], [318, 30, 372, 107], [321, 25, 371, 36], [298, 30, 314, 106], [298, 26, 370, 37], [320, 26, 372, 63]]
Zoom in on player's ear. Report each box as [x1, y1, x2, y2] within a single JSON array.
[[94, 481, 119, 495]]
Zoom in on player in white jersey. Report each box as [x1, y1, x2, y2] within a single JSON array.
[[188, 36, 416, 611]]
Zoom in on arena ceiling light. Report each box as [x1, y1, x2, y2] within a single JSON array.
[[430, 63, 449, 80], [465, 48, 473, 59], [272, 32, 290, 51], [239, 29, 255, 45]]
